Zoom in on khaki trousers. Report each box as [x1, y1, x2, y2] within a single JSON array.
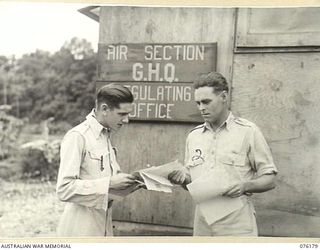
[[193, 196, 258, 236]]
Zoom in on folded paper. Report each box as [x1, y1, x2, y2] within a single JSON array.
[[134, 160, 185, 193], [187, 165, 244, 224]]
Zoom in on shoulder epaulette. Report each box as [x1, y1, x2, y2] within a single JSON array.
[[234, 117, 254, 127], [189, 124, 205, 134], [69, 121, 90, 135]]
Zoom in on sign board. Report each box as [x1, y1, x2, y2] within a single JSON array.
[[97, 43, 217, 122]]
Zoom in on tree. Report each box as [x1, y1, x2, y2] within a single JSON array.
[[61, 37, 95, 60], [0, 37, 97, 126]]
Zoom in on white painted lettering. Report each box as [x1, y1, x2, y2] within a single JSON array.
[[132, 63, 143, 81], [196, 45, 204, 60], [120, 45, 128, 60], [137, 103, 146, 117], [146, 103, 155, 118], [107, 45, 115, 60], [164, 63, 175, 83], [186, 46, 195, 60], [184, 86, 192, 101], [164, 86, 173, 101], [163, 45, 172, 60], [107, 45, 128, 60], [157, 86, 164, 101], [175, 86, 183, 101], [166, 104, 174, 119], [139, 86, 148, 101], [174, 45, 182, 60], [153, 45, 162, 60], [131, 85, 139, 100], [145, 45, 153, 60], [129, 103, 137, 117], [147, 86, 156, 101], [158, 104, 167, 118], [148, 63, 160, 81]]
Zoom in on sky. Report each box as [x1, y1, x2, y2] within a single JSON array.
[[0, 1, 316, 59], [0, 2, 99, 58]]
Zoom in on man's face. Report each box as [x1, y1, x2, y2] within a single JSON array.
[[194, 86, 227, 125], [103, 102, 133, 132]]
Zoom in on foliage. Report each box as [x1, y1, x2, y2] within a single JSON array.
[[20, 139, 61, 181], [0, 108, 24, 159], [0, 37, 97, 180], [0, 37, 97, 126], [48, 121, 73, 135]]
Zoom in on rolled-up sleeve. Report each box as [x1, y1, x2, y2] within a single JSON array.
[[184, 137, 192, 167], [184, 136, 193, 175], [248, 125, 278, 177], [56, 131, 110, 210]]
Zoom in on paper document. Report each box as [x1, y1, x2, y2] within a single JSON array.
[[187, 164, 242, 203], [140, 172, 173, 193], [198, 196, 243, 225], [134, 160, 185, 193], [187, 165, 244, 224]]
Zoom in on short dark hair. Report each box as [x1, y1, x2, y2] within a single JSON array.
[[193, 72, 229, 93], [96, 83, 134, 109]]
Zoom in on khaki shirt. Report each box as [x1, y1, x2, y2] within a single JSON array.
[[56, 110, 120, 236], [186, 112, 277, 236], [185, 112, 278, 183]]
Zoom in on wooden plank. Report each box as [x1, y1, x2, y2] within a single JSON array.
[[113, 220, 192, 236], [110, 123, 196, 228], [99, 7, 235, 83], [236, 8, 320, 48], [98, 6, 236, 229], [256, 208, 320, 237], [232, 53, 320, 237]]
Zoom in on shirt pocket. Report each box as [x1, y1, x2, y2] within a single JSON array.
[[87, 148, 109, 170], [219, 152, 246, 167]]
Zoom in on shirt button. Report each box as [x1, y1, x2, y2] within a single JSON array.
[[84, 182, 91, 189]]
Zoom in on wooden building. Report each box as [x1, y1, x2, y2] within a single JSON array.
[[80, 6, 320, 237]]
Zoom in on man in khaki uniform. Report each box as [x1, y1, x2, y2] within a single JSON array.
[[56, 84, 140, 236], [169, 72, 278, 236]]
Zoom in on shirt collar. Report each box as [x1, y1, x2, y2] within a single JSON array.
[[86, 109, 109, 139], [225, 111, 235, 131], [203, 111, 234, 133]]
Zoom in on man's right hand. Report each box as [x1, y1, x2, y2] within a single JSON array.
[[168, 170, 191, 185], [110, 173, 136, 190]]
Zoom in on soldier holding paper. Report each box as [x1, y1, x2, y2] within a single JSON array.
[[56, 84, 142, 237], [168, 72, 278, 236]]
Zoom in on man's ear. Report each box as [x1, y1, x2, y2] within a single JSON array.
[[221, 91, 229, 102], [100, 103, 110, 113]]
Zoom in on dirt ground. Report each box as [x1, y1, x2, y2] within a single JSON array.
[[0, 179, 65, 238]]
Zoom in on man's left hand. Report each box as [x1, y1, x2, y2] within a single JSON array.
[[223, 183, 246, 198]]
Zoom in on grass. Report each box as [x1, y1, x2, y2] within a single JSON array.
[[0, 179, 65, 238], [0, 122, 68, 238]]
